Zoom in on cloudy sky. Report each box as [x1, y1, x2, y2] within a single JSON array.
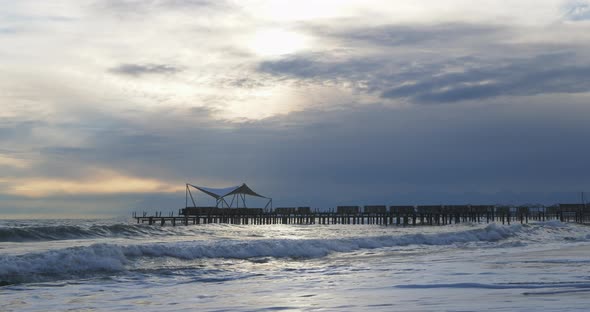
[[1, 0, 590, 217]]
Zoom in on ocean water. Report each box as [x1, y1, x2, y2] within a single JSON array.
[[1, 219, 590, 311]]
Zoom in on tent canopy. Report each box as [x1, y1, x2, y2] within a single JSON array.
[[188, 183, 269, 200]]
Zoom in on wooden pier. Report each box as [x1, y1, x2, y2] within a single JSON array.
[[133, 204, 590, 226]]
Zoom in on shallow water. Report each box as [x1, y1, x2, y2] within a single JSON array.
[[1, 219, 589, 311]]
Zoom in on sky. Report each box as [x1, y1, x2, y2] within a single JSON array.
[[1, 0, 590, 218]]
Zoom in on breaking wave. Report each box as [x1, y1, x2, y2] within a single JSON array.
[[0, 224, 522, 285], [0, 223, 187, 242]]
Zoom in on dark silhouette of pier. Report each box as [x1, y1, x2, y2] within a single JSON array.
[[133, 203, 590, 226]]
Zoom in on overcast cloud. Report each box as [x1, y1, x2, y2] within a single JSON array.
[[1, 0, 590, 217]]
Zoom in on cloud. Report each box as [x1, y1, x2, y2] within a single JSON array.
[[312, 22, 504, 47], [1, 91, 590, 213], [1, 169, 178, 198], [6, 96, 586, 209], [260, 21, 590, 104], [381, 54, 590, 103], [258, 52, 384, 81], [564, 1, 590, 21], [109, 63, 183, 77], [0, 154, 30, 169], [3, 1, 590, 216], [0, 27, 19, 34], [97, 0, 219, 11], [94, 0, 232, 18]]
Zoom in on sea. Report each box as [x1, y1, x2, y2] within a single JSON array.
[[1, 219, 590, 311]]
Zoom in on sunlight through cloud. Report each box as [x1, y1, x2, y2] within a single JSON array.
[[248, 29, 309, 57]]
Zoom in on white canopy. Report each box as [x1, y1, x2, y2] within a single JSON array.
[[187, 183, 270, 200]]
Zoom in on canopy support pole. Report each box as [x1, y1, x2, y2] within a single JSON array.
[[229, 194, 236, 208], [186, 184, 197, 208]]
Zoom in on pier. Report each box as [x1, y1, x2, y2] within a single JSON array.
[[133, 183, 589, 226], [133, 203, 590, 226]]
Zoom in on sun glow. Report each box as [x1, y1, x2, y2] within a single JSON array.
[[248, 29, 309, 57], [0, 155, 30, 169], [3, 170, 179, 198]]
